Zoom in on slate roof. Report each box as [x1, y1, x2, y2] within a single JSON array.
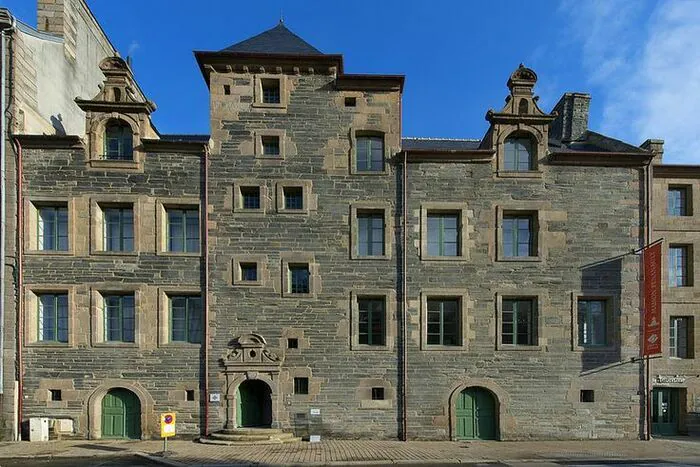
[[549, 131, 647, 154], [402, 138, 482, 152], [221, 22, 323, 55], [159, 134, 210, 143]]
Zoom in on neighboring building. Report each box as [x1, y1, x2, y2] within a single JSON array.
[[2, 1, 697, 442]]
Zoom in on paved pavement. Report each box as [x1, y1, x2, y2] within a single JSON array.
[[0, 438, 698, 466]]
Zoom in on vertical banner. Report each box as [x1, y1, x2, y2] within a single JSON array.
[[642, 242, 662, 356]]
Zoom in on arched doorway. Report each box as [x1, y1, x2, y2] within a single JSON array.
[[236, 380, 272, 428], [455, 387, 497, 440], [101, 388, 141, 439]]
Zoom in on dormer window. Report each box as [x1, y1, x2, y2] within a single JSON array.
[[504, 135, 534, 171], [261, 79, 281, 104], [104, 120, 133, 160]]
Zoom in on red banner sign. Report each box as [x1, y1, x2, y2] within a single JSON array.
[[642, 242, 662, 356]]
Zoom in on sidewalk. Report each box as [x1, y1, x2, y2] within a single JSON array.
[[0, 438, 699, 466]]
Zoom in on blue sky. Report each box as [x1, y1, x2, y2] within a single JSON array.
[[7, 0, 700, 162]]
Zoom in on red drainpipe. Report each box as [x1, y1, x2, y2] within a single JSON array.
[[203, 143, 210, 436], [13, 136, 23, 439]]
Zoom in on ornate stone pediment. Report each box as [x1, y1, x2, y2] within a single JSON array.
[[221, 333, 281, 370]]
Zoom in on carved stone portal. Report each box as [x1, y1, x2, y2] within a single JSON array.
[[220, 333, 282, 430]]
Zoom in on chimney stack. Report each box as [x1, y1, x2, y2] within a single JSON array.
[[640, 139, 664, 164], [37, 0, 77, 60], [550, 92, 590, 143]]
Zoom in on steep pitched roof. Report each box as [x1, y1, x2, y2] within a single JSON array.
[[221, 22, 322, 55], [402, 137, 482, 152], [549, 130, 647, 154]]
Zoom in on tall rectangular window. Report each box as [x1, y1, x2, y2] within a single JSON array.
[[261, 79, 281, 104], [104, 294, 135, 343], [504, 137, 534, 171], [357, 212, 385, 256], [356, 136, 384, 172], [427, 213, 459, 256], [103, 207, 134, 252], [502, 298, 536, 346], [170, 296, 201, 344], [669, 245, 690, 287], [668, 186, 690, 216], [37, 206, 68, 251], [503, 214, 535, 257], [284, 187, 304, 210], [577, 299, 607, 347], [426, 298, 460, 346], [358, 298, 385, 346], [288, 264, 310, 294], [670, 316, 692, 359], [38, 293, 68, 343], [167, 208, 199, 253]]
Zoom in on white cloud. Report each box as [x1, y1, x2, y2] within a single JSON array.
[[561, 0, 700, 163], [127, 40, 140, 57]]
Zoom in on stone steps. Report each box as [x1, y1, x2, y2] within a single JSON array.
[[199, 428, 301, 445]]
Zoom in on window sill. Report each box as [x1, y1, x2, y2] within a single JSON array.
[[277, 209, 309, 215], [251, 102, 287, 110], [421, 255, 469, 262], [160, 341, 202, 348], [26, 341, 70, 348], [255, 155, 285, 160], [92, 250, 138, 257], [572, 345, 616, 352], [93, 342, 139, 348], [668, 356, 694, 360], [233, 208, 266, 215], [88, 159, 142, 172], [351, 344, 392, 352], [421, 344, 467, 351], [233, 280, 264, 287], [156, 251, 202, 257], [497, 344, 543, 351], [282, 292, 316, 299], [497, 256, 542, 263], [359, 400, 393, 409], [25, 250, 74, 256], [350, 169, 390, 176], [497, 170, 543, 179], [351, 255, 391, 261]]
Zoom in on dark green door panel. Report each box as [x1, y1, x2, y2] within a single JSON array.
[[237, 380, 272, 428], [101, 388, 141, 439], [652, 388, 679, 436], [455, 387, 497, 440]]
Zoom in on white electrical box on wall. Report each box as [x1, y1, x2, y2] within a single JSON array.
[[29, 417, 49, 442]]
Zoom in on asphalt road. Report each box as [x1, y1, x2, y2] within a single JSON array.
[[0, 456, 157, 467]]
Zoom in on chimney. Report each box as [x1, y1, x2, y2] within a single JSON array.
[[37, 0, 77, 60], [550, 92, 590, 143], [640, 139, 664, 164]]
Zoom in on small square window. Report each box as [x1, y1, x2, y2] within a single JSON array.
[[668, 186, 691, 216], [287, 338, 299, 349], [371, 387, 385, 401], [580, 390, 595, 403], [186, 389, 195, 401], [240, 187, 261, 210], [294, 377, 309, 395], [345, 97, 357, 107], [284, 187, 304, 210], [223, 84, 231, 95], [261, 79, 281, 104], [261, 136, 280, 156], [240, 263, 258, 282], [288, 264, 310, 294], [50, 389, 62, 401]]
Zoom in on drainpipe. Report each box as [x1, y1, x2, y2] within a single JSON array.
[[13, 135, 22, 440], [203, 143, 210, 436], [401, 149, 407, 441]]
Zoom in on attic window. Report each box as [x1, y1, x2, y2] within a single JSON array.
[[104, 120, 133, 161], [345, 97, 357, 107], [261, 79, 281, 104], [518, 98, 528, 115], [223, 85, 231, 95], [504, 135, 535, 171]]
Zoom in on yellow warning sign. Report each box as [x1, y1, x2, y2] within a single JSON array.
[[160, 412, 176, 438]]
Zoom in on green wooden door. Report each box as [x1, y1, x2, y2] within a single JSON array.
[[236, 380, 271, 427], [652, 388, 679, 436], [455, 388, 497, 440], [102, 389, 141, 439]]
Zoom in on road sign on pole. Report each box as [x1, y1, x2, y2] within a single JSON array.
[[160, 412, 176, 454]]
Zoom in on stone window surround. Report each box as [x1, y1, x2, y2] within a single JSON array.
[[420, 202, 471, 262], [155, 198, 202, 256], [282, 367, 320, 403], [157, 286, 202, 347], [420, 289, 470, 351], [231, 179, 268, 214], [232, 254, 269, 287], [349, 127, 391, 176], [350, 289, 397, 351], [667, 184, 693, 217], [90, 286, 143, 347], [356, 378, 395, 410], [494, 125, 545, 179], [495, 291, 546, 351], [36, 379, 76, 410], [667, 243, 694, 288], [666, 313, 696, 360], [495, 205, 545, 262], [90, 196, 141, 256], [281, 252, 320, 298], [24, 197, 75, 256], [275, 180, 316, 214], [86, 113, 143, 172], [350, 202, 393, 260], [24, 285, 76, 347], [254, 129, 287, 159], [252, 74, 288, 109], [570, 292, 618, 352]]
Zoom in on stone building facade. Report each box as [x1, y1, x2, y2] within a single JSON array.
[[1, 1, 698, 442]]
